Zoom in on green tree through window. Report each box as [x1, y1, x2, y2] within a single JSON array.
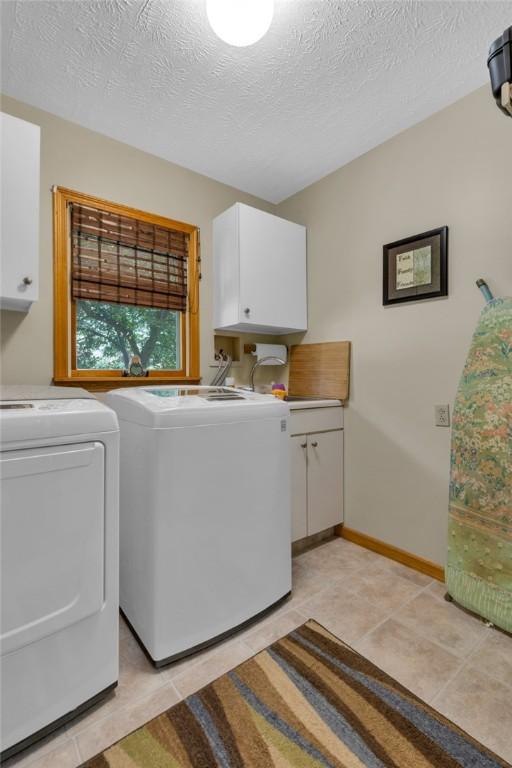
[[76, 300, 180, 371]]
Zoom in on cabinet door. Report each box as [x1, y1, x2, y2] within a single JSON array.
[[213, 204, 239, 330], [238, 204, 306, 332], [290, 435, 308, 542], [0, 112, 40, 311], [307, 431, 343, 535]]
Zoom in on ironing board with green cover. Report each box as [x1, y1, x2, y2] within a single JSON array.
[[446, 298, 512, 632]]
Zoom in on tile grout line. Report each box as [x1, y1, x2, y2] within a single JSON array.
[[67, 672, 174, 740], [428, 628, 492, 707], [4, 731, 74, 768], [320, 576, 474, 710], [162, 621, 264, 682], [390, 606, 488, 661], [337, 558, 489, 663], [10, 732, 82, 768], [172, 616, 317, 698], [346, 573, 495, 708], [461, 626, 512, 693], [75, 627, 301, 764], [71, 735, 82, 767], [242, 611, 310, 655], [166, 678, 183, 703], [294, 547, 438, 642], [121, 613, 245, 686], [72, 678, 183, 766], [292, 550, 396, 609], [349, 578, 436, 650]]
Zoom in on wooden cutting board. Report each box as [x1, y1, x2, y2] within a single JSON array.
[[288, 341, 351, 401]]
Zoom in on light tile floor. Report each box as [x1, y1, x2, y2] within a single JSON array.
[[5, 537, 512, 767]]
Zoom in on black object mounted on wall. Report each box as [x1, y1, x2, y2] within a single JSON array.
[[488, 26, 512, 117]]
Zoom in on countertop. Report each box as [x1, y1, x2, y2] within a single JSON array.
[[287, 398, 342, 410]]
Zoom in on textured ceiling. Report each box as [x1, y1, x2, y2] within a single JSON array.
[[1, 1, 509, 202]]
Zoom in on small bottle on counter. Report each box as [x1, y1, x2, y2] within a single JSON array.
[[271, 382, 287, 400]]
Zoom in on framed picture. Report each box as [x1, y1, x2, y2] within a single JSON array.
[[383, 226, 448, 306]]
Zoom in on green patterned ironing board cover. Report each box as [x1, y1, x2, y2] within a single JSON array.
[[447, 298, 512, 632]]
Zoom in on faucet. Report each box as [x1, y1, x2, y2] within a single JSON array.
[[249, 356, 287, 392]]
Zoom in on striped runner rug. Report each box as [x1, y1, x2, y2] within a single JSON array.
[[83, 620, 509, 767]]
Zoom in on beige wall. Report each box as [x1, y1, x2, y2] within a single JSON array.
[[0, 95, 281, 387], [277, 86, 511, 565]]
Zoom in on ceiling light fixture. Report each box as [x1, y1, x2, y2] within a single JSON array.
[[206, 0, 274, 47]]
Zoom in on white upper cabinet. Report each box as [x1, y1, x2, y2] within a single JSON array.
[[213, 203, 307, 334], [1, 112, 40, 312]]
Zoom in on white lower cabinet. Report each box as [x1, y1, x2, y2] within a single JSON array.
[[306, 431, 343, 535], [290, 407, 344, 542]]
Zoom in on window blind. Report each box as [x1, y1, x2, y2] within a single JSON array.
[[71, 204, 188, 311]]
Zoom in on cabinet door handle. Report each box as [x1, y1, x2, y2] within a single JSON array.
[[311, 441, 318, 447], [22, 276, 33, 285], [243, 307, 250, 315], [300, 442, 307, 448]]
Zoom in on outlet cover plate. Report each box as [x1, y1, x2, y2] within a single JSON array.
[[435, 404, 450, 427]]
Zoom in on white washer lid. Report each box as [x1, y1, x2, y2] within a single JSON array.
[[0, 385, 96, 401], [106, 386, 289, 428], [0, 398, 119, 445]]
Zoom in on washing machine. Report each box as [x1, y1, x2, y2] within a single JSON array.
[[106, 386, 291, 666], [0, 388, 119, 760]]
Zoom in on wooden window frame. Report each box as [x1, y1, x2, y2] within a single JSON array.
[[53, 187, 200, 391]]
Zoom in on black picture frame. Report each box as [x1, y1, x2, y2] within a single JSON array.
[[383, 226, 448, 306]]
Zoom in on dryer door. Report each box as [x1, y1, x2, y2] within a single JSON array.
[[1, 441, 105, 655]]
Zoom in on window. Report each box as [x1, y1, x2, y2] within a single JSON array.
[[75, 302, 181, 371], [53, 188, 200, 390]]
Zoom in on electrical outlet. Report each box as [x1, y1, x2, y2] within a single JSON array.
[[435, 404, 450, 427]]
